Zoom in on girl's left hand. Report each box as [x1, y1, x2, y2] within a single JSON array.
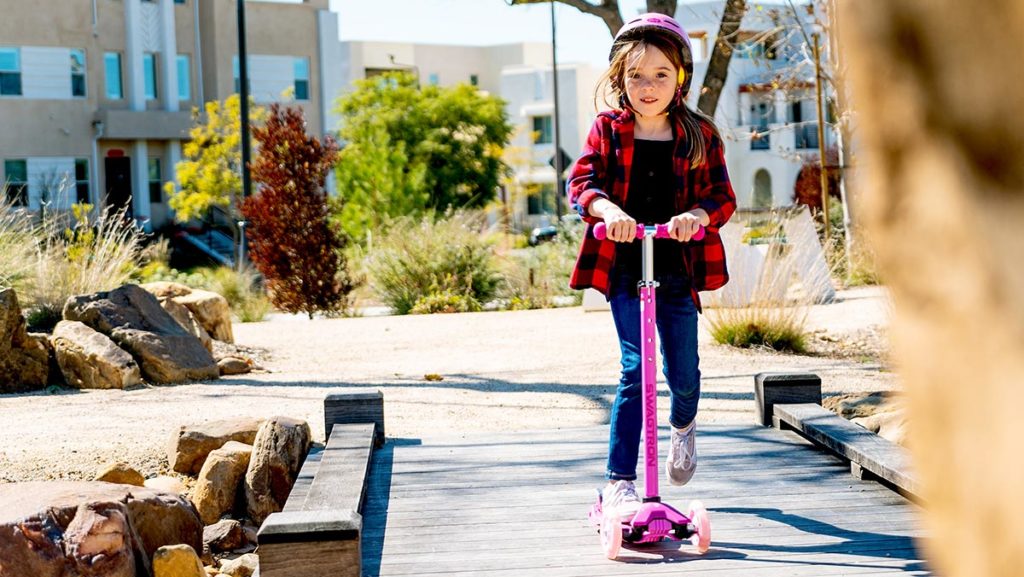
[[668, 212, 703, 242]]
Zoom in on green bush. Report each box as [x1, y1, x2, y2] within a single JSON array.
[[366, 211, 501, 315], [497, 220, 582, 309], [707, 309, 808, 353], [409, 291, 482, 314]]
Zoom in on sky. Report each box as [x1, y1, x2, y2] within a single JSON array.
[[328, 0, 651, 71]]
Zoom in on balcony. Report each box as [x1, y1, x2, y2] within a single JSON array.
[[750, 126, 771, 150], [94, 109, 192, 141]]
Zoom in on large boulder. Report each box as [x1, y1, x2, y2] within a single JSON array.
[[203, 519, 246, 553], [159, 297, 213, 352], [192, 441, 253, 525], [152, 544, 205, 577], [50, 320, 142, 390], [244, 417, 312, 524], [141, 282, 234, 344], [0, 288, 49, 393], [0, 481, 202, 577], [168, 417, 264, 475], [63, 284, 218, 384]]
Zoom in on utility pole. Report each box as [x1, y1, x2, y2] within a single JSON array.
[[237, 0, 252, 269], [812, 32, 830, 247], [550, 0, 565, 218]]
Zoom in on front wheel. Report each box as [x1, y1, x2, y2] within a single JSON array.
[[600, 512, 622, 559], [688, 500, 711, 554]]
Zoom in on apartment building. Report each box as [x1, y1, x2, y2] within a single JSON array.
[[0, 0, 342, 230], [677, 0, 837, 209]]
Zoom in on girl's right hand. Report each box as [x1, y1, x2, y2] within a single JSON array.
[[602, 208, 637, 243]]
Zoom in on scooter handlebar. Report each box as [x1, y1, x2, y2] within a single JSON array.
[[593, 222, 705, 242]]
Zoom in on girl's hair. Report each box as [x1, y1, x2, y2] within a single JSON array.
[[595, 33, 720, 167]]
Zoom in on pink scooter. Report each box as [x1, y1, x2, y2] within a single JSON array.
[[587, 221, 711, 560]]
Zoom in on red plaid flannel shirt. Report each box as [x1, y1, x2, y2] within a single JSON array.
[[567, 108, 737, 310]]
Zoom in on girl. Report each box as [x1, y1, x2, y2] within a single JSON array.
[[567, 13, 736, 518]]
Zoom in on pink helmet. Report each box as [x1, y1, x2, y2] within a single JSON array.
[[610, 13, 694, 101]]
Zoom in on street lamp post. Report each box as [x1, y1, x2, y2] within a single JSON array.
[[237, 0, 252, 269], [550, 0, 565, 218], [812, 32, 830, 246]]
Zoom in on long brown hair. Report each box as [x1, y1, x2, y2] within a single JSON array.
[[594, 33, 720, 167]]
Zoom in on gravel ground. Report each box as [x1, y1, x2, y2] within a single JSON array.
[[0, 286, 894, 483]]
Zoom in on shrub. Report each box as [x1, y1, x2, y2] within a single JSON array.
[[409, 291, 482, 314], [704, 209, 823, 353], [29, 203, 143, 328], [366, 210, 501, 315], [497, 220, 582, 310], [242, 103, 356, 319], [0, 189, 37, 293]]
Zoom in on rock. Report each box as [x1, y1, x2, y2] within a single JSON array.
[[152, 544, 206, 577], [144, 476, 188, 495], [169, 417, 264, 475], [244, 417, 311, 524], [203, 519, 245, 553], [218, 553, 258, 577], [141, 282, 234, 344], [192, 441, 253, 525], [823, 391, 899, 419], [218, 357, 251, 376], [241, 524, 258, 546], [64, 501, 146, 577], [853, 408, 908, 446], [94, 462, 145, 486], [63, 284, 219, 384], [31, 332, 66, 386], [0, 481, 201, 575], [160, 297, 213, 352], [0, 288, 49, 393], [50, 320, 142, 390]]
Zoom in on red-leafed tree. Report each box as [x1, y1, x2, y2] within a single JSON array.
[[793, 145, 841, 210], [241, 104, 354, 318]]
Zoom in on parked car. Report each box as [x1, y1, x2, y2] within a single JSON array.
[[528, 214, 582, 246]]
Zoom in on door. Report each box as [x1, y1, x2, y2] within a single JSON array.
[[104, 157, 133, 217]]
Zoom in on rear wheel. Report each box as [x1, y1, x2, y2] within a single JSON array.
[[687, 500, 711, 554]]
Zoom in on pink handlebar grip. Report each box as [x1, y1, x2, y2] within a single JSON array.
[[593, 222, 705, 242]]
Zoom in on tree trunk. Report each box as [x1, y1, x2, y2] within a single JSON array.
[[696, 0, 747, 117], [839, 2, 1024, 576], [645, 0, 678, 16]]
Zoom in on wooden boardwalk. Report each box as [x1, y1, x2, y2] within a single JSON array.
[[361, 424, 931, 577]]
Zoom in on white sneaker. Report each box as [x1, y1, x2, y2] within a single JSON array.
[[666, 421, 697, 486], [601, 480, 642, 519]]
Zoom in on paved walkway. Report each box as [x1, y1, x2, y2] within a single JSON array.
[[360, 424, 929, 576]]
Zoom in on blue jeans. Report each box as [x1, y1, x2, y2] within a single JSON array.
[[606, 272, 700, 481]]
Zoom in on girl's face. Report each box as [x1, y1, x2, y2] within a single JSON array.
[[623, 45, 678, 117]]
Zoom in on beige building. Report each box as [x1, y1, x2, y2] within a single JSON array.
[[0, 0, 342, 230]]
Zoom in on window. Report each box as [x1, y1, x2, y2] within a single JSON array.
[[293, 58, 309, 100], [143, 53, 158, 100], [177, 54, 190, 101], [532, 115, 553, 145], [470, 74, 479, 87], [527, 183, 556, 216], [689, 33, 708, 62], [75, 159, 90, 204], [232, 56, 249, 94], [428, 73, 439, 86], [148, 158, 162, 203], [70, 49, 86, 98], [105, 52, 123, 99], [3, 160, 28, 207], [0, 47, 22, 96], [174, 0, 186, 4]]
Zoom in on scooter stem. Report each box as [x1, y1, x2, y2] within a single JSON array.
[[640, 232, 660, 500]]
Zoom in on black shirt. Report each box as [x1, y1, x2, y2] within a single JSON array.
[[613, 139, 685, 279]]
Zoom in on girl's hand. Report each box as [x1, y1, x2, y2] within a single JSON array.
[[602, 207, 637, 243], [668, 211, 706, 242]]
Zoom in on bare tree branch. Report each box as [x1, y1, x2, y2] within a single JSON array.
[[508, 0, 624, 35]]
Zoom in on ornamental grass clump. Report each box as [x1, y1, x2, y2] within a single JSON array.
[[366, 210, 501, 315], [0, 188, 37, 292], [704, 209, 834, 353]]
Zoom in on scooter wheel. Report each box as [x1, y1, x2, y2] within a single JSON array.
[[600, 511, 622, 560], [687, 500, 711, 554]]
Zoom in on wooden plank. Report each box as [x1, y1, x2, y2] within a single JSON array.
[[259, 510, 362, 577], [302, 422, 374, 514], [772, 404, 920, 499], [282, 448, 321, 512], [361, 424, 928, 576], [324, 389, 385, 447]]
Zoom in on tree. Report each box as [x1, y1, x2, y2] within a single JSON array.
[[240, 104, 353, 318], [167, 95, 266, 222], [506, 0, 748, 117], [333, 72, 513, 243], [840, 1, 1024, 576]]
